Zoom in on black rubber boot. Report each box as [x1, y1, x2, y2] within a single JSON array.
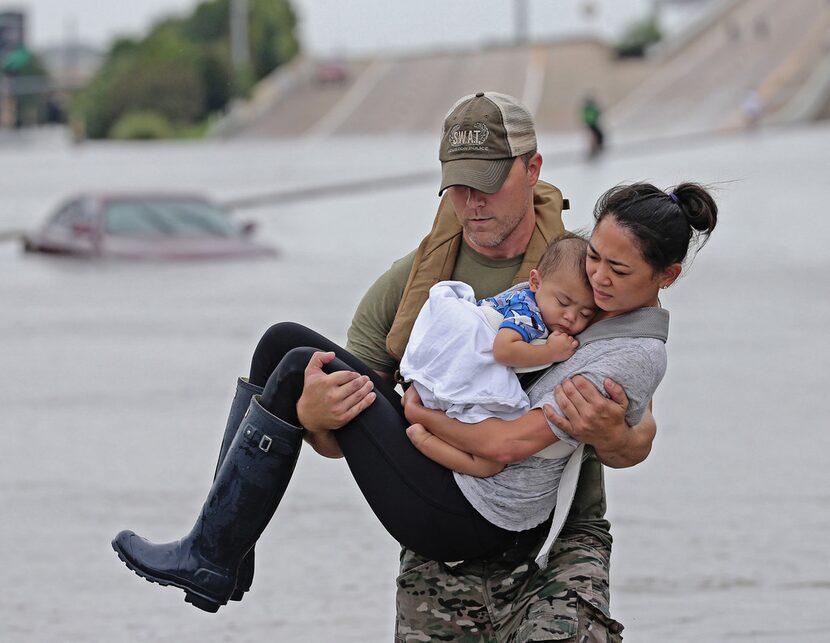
[[112, 396, 302, 612], [213, 378, 262, 602], [213, 378, 263, 475]]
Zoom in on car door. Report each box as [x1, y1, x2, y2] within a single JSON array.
[[40, 200, 100, 256]]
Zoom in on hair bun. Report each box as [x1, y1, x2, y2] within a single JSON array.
[[672, 182, 718, 237], [593, 181, 718, 271]]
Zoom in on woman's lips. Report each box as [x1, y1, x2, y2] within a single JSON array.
[[593, 288, 611, 302]]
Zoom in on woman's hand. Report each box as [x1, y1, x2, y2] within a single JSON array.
[[405, 422, 431, 446], [401, 384, 423, 424], [296, 351, 376, 433]]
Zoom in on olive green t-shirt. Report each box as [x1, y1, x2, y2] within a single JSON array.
[[346, 242, 524, 374], [345, 241, 612, 546]]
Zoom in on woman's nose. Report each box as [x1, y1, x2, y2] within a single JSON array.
[[592, 265, 611, 286]]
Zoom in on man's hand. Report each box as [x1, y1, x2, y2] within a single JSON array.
[[296, 351, 376, 433], [542, 375, 655, 468], [543, 376, 628, 450]]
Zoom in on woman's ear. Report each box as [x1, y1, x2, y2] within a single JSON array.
[[661, 263, 682, 288]]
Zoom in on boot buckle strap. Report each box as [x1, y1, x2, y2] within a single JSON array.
[[242, 426, 272, 453]]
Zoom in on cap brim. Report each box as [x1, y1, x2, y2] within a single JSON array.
[[439, 157, 514, 195]]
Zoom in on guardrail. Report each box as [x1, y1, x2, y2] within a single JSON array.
[[0, 74, 77, 97]]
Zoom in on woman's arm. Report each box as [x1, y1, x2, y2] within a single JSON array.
[[406, 424, 505, 477], [402, 387, 557, 464]]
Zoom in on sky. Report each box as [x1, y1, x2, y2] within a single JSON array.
[[4, 0, 687, 55]]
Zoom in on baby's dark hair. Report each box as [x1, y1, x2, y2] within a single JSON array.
[[593, 182, 718, 272], [535, 232, 592, 292]]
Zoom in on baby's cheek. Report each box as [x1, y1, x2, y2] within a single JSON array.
[[573, 319, 592, 334]]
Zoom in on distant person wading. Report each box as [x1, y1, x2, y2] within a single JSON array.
[[582, 95, 605, 158]]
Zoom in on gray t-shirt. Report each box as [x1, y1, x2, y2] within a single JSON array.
[[453, 323, 668, 531]]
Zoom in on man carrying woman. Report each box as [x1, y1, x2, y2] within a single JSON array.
[[113, 92, 716, 642]]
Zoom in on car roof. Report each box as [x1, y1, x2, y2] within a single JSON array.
[[74, 192, 216, 204], [62, 192, 226, 215]]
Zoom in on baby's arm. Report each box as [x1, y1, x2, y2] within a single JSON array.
[[406, 424, 505, 477], [493, 327, 577, 368]]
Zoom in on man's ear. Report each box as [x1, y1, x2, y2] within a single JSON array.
[[526, 152, 542, 186]]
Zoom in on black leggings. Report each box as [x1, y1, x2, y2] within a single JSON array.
[[247, 322, 517, 562]]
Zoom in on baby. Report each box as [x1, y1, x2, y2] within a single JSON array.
[[399, 234, 598, 476]]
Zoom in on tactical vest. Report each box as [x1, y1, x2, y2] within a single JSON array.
[[385, 180, 569, 361]]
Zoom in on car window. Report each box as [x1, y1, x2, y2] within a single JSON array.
[[51, 202, 84, 228], [104, 200, 237, 237]]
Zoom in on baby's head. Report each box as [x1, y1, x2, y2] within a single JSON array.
[[529, 234, 598, 335]]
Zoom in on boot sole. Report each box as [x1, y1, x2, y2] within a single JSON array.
[[111, 540, 224, 613]]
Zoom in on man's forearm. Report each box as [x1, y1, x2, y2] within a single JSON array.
[[303, 431, 344, 459], [593, 412, 656, 469]]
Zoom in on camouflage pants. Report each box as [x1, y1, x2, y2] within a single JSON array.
[[395, 533, 624, 643]]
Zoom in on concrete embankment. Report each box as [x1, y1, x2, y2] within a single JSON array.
[[216, 0, 830, 143]]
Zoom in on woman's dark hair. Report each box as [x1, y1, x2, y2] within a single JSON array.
[[593, 182, 718, 271]]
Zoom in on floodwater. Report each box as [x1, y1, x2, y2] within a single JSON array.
[[1, 123, 829, 642]]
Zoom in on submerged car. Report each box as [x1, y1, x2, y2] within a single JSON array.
[[315, 59, 348, 84], [22, 193, 275, 260]]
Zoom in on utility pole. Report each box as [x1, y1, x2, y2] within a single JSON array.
[[230, 0, 250, 73], [650, 0, 663, 25], [0, 11, 25, 128], [514, 0, 528, 46]]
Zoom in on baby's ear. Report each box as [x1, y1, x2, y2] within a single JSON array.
[[528, 269, 541, 292]]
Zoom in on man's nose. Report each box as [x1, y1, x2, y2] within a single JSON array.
[[466, 188, 486, 207]]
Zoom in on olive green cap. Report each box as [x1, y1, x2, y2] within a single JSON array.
[[439, 91, 537, 195]]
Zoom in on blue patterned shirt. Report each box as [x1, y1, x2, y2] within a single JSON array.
[[479, 285, 548, 343]]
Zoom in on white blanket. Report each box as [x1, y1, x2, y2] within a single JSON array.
[[398, 281, 530, 423]]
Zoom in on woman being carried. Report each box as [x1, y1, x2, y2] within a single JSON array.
[[112, 182, 717, 614]]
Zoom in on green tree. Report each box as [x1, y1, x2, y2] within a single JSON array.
[[74, 0, 298, 139], [615, 17, 662, 58], [109, 110, 174, 140], [248, 0, 298, 80]]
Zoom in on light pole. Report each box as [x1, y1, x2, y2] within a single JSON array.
[[230, 0, 250, 73], [514, 0, 528, 46]]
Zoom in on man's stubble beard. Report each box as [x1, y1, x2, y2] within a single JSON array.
[[464, 203, 528, 249]]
